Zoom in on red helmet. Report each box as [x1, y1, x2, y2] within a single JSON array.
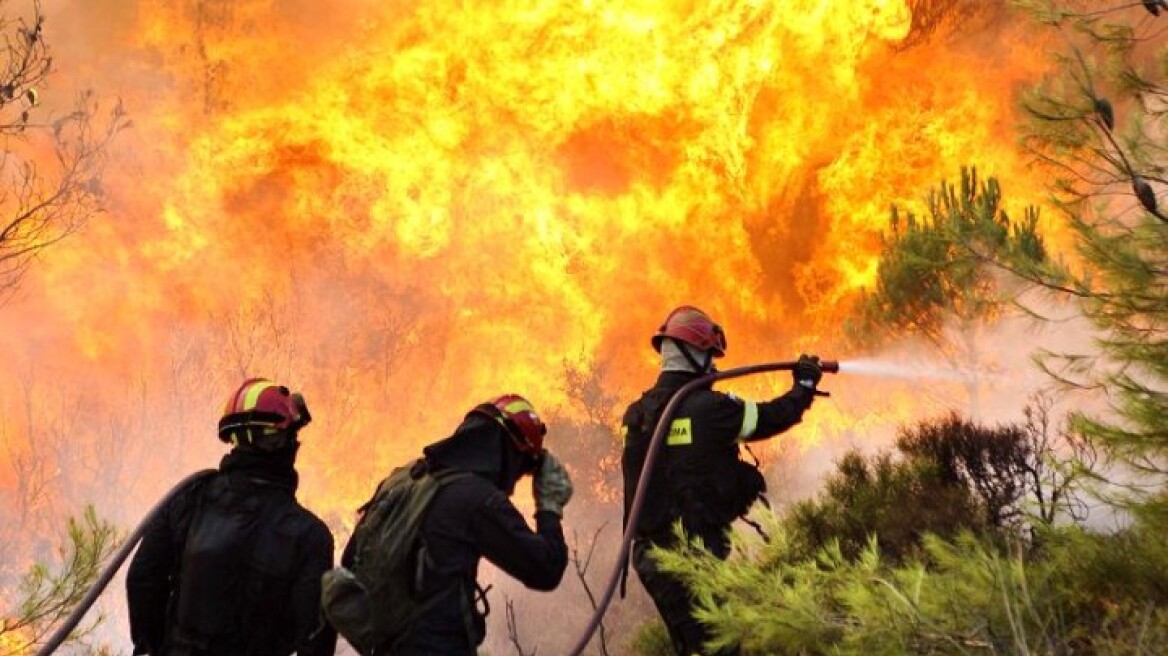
[[651, 305, 727, 357], [218, 378, 311, 449], [472, 393, 547, 456]]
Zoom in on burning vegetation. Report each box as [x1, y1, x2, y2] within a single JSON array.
[[1, 0, 1166, 654], [0, 0, 1053, 516]]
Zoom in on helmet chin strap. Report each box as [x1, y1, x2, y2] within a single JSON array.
[[669, 337, 716, 374], [497, 428, 525, 494]]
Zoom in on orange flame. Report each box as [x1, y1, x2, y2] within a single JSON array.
[[1, 0, 1054, 545]]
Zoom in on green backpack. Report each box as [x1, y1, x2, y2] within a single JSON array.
[[321, 460, 469, 655]]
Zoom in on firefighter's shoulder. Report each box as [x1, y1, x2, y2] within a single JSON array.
[[687, 387, 742, 411]]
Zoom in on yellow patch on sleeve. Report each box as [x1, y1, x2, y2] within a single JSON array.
[[666, 418, 692, 446], [738, 400, 759, 440]]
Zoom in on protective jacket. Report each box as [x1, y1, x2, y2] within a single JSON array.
[[341, 416, 567, 655], [126, 447, 336, 656], [621, 370, 814, 553]]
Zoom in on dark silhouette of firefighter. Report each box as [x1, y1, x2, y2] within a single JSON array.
[[126, 378, 336, 656], [328, 394, 573, 655], [622, 306, 823, 656]]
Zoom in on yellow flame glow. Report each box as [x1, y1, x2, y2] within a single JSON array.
[[0, 0, 1054, 524]]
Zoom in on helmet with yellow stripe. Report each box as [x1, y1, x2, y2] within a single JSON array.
[[471, 393, 547, 457], [218, 377, 312, 451]]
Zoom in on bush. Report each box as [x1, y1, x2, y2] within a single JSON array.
[[652, 519, 1168, 655], [787, 449, 984, 563]]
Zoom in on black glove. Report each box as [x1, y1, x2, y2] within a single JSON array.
[[792, 354, 823, 391]]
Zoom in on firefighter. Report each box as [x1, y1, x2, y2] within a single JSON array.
[[339, 394, 574, 655], [126, 378, 337, 656], [621, 305, 823, 656]]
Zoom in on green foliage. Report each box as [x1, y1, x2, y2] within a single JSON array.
[[1040, 513, 1168, 625], [896, 413, 1032, 529], [650, 519, 1168, 655], [848, 167, 1048, 355], [785, 409, 1086, 565], [846, 168, 1052, 414], [0, 507, 119, 656], [629, 618, 674, 656], [626, 407, 1117, 655], [787, 449, 983, 564]]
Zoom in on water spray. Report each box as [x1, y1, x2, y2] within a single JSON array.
[[837, 358, 971, 382], [566, 359, 840, 656]]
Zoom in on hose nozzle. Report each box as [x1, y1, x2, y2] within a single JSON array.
[[821, 360, 840, 374]]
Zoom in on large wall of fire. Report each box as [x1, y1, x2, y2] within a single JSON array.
[[1, 0, 1052, 584]]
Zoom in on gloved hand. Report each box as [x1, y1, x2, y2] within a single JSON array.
[[533, 452, 573, 517], [792, 354, 823, 391]]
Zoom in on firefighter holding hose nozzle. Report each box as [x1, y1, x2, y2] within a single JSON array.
[[125, 378, 337, 656], [621, 306, 824, 656]]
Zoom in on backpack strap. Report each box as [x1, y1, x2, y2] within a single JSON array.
[[155, 469, 218, 653], [619, 555, 629, 600], [174, 470, 219, 529], [170, 470, 220, 580], [639, 388, 671, 435], [735, 444, 770, 540], [456, 580, 491, 647], [419, 464, 491, 648]]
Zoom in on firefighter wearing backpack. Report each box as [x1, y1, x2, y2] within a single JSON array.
[[126, 378, 337, 656], [323, 393, 573, 656], [621, 306, 823, 656]]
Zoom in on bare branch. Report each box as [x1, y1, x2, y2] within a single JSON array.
[[0, 2, 128, 303], [503, 597, 536, 656], [570, 525, 611, 656]]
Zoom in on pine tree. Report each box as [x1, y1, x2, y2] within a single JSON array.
[[0, 507, 118, 656], [1014, 0, 1168, 495], [848, 167, 1049, 413]]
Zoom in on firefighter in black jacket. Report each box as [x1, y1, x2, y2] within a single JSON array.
[[340, 394, 574, 655], [621, 306, 823, 656], [126, 378, 336, 656]]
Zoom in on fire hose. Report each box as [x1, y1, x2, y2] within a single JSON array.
[[34, 468, 217, 656], [565, 359, 839, 656], [37, 361, 838, 656]]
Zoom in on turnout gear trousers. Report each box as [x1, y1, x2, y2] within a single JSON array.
[[632, 537, 739, 656]]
